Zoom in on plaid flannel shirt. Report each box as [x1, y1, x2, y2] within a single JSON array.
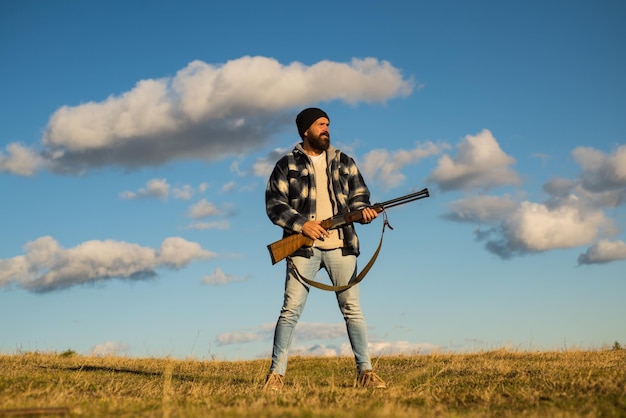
[[266, 143, 371, 258]]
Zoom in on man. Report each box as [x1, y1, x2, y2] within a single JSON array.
[[264, 107, 387, 390]]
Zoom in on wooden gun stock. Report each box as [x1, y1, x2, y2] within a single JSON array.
[[266, 188, 429, 265], [267, 233, 314, 265]]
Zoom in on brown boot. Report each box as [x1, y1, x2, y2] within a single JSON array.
[[358, 370, 387, 389], [263, 372, 284, 391]]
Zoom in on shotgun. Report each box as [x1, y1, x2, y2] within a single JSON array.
[[267, 188, 429, 264]]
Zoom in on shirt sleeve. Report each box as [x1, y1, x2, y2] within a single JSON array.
[[265, 157, 308, 234]]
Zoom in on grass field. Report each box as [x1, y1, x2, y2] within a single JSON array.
[[1, 349, 625, 417]]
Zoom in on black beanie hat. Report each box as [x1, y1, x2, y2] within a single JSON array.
[[296, 107, 329, 138]]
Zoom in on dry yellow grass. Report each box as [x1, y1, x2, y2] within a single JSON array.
[[1, 349, 625, 417]]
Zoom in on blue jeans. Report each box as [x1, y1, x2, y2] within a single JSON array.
[[269, 248, 372, 376]]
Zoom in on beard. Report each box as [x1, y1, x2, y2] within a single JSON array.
[[308, 131, 330, 152]]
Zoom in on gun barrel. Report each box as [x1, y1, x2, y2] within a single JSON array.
[[378, 188, 429, 209], [328, 188, 429, 229]]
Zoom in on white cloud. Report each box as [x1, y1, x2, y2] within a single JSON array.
[[198, 182, 209, 193], [482, 198, 614, 258], [368, 341, 440, 356], [543, 177, 575, 199], [120, 178, 170, 199], [440, 144, 626, 263], [202, 267, 248, 285], [290, 344, 342, 358], [216, 332, 263, 346], [89, 341, 130, 357], [157, 237, 213, 269], [221, 181, 237, 193], [3, 56, 412, 176], [569, 145, 626, 208], [361, 141, 445, 189], [120, 179, 204, 200], [578, 240, 626, 265], [215, 323, 275, 346], [291, 340, 441, 358], [172, 184, 193, 200], [294, 322, 347, 341], [443, 195, 518, 224], [215, 322, 347, 348], [0, 143, 45, 176], [573, 145, 626, 193], [187, 198, 220, 219], [0, 236, 215, 292], [544, 176, 626, 210], [428, 129, 520, 191]]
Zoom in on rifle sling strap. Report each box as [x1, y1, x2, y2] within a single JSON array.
[[288, 212, 393, 292]]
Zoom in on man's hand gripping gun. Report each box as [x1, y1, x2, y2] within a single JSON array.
[[266, 188, 430, 264]]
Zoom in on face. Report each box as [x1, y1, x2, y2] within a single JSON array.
[[304, 117, 330, 152]]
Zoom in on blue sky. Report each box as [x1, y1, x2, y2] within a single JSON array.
[[1, 0, 625, 361]]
